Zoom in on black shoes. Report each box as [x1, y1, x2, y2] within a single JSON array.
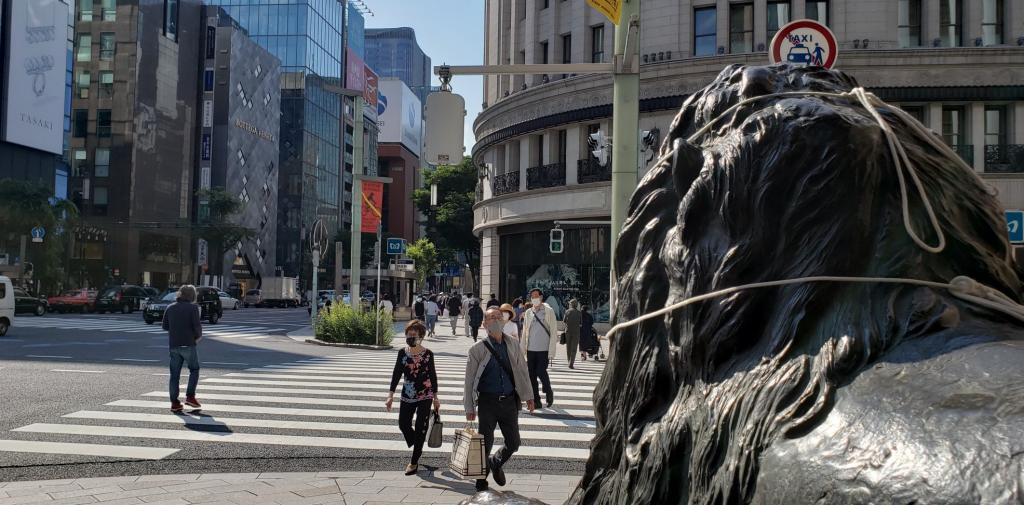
[[545, 391, 554, 408], [475, 479, 489, 491], [489, 455, 506, 486]]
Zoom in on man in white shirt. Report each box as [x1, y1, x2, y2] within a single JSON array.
[[520, 288, 559, 408]]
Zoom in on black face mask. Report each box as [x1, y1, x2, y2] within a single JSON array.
[[406, 336, 421, 347]]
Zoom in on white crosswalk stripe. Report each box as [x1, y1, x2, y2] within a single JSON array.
[[13, 317, 281, 340], [2, 348, 605, 462]]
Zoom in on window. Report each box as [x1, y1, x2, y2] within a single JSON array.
[[97, 109, 111, 138], [561, 33, 572, 78], [558, 129, 567, 167], [76, 34, 92, 62], [99, 32, 115, 60], [941, 106, 966, 146], [95, 148, 110, 177], [101, 0, 116, 21], [985, 106, 1007, 146], [729, 3, 754, 53], [72, 150, 87, 177], [901, 105, 926, 124], [164, 0, 179, 41], [94, 187, 108, 205], [694, 7, 717, 56], [940, 0, 961, 47], [539, 41, 549, 64], [591, 25, 605, 63], [79, 0, 93, 21], [76, 71, 90, 99], [73, 109, 88, 138], [806, 1, 828, 25], [982, 0, 1003, 45], [99, 71, 114, 98], [898, 0, 922, 47], [541, 0, 549, 9], [766, 1, 790, 46]]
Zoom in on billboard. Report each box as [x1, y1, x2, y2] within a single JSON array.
[[377, 79, 422, 155], [361, 181, 383, 233], [3, 0, 69, 155], [345, 47, 378, 119]]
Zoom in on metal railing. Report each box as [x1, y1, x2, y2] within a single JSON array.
[[492, 171, 520, 196], [984, 144, 1024, 174], [526, 163, 566, 190], [951, 144, 974, 165], [578, 158, 611, 183]]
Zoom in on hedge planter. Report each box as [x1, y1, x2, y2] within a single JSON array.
[[305, 338, 392, 351], [314, 304, 394, 347]]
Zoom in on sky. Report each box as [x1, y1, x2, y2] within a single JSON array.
[[364, 0, 485, 154]]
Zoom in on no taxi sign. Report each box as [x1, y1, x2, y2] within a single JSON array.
[[769, 19, 838, 69]]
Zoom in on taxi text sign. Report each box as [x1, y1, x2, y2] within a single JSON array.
[[769, 19, 838, 69], [586, 0, 621, 25]]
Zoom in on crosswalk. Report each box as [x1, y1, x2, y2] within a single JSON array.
[[13, 317, 284, 340], [0, 350, 605, 463]]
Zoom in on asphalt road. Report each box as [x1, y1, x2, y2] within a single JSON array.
[[0, 308, 599, 482]]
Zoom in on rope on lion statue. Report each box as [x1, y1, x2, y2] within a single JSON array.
[[606, 87, 1024, 341]]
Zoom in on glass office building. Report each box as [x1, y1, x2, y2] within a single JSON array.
[[205, 0, 345, 279], [365, 28, 431, 106]]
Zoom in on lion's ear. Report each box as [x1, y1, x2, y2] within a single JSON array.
[[671, 138, 703, 196]]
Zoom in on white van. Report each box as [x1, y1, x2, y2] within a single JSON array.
[[0, 275, 14, 336]]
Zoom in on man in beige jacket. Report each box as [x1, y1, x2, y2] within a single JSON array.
[[464, 307, 535, 492], [520, 288, 559, 408]]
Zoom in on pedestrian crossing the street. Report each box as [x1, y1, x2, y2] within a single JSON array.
[[0, 350, 607, 463], [12, 317, 284, 340]]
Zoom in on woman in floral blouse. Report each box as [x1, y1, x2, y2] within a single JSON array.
[[386, 320, 440, 475]]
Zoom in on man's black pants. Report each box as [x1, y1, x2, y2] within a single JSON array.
[[527, 350, 552, 403], [477, 393, 521, 475]]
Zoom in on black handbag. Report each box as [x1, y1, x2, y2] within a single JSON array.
[[427, 409, 443, 448]]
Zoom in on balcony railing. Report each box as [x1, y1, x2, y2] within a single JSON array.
[[526, 163, 566, 190], [984, 144, 1024, 174], [951, 144, 974, 165], [492, 171, 520, 196], [578, 158, 611, 183]]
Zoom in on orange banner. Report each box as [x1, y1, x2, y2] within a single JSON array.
[[361, 181, 383, 233]]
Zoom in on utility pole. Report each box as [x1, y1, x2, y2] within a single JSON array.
[[349, 96, 365, 312], [610, 0, 641, 314]]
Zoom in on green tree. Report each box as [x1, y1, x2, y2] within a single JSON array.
[[405, 238, 439, 287], [193, 188, 255, 275], [412, 156, 479, 272], [0, 178, 78, 293]]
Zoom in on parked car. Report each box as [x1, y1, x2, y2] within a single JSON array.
[[12, 287, 47, 316], [93, 285, 149, 314], [219, 291, 240, 310], [143, 287, 223, 325], [47, 289, 96, 313], [0, 276, 13, 336], [360, 290, 376, 302], [242, 289, 261, 308]]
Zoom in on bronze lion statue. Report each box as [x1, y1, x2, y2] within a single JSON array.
[[566, 64, 1024, 504]]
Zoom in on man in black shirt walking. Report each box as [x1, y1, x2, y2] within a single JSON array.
[[464, 308, 534, 491], [163, 285, 203, 413]]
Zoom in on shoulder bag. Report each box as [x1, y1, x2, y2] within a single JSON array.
[[482, 340, 522, 410]]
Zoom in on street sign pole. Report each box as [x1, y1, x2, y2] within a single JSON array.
[[375, 223, 383, 344], [610, 0, 641, 316], [350, 96, 365, 312]]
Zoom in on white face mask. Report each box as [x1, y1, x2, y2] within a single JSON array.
[[502, 313, 511, 322], [531, 298, 542, 307]]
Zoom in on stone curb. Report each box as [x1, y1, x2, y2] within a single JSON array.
[[304, 338, 393, 350]]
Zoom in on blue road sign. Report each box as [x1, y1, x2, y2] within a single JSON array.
[[30, 226, 45, 243], [1006, 210, 1024, 244], [386, 238, 406, 255]]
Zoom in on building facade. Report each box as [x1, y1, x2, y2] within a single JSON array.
[[205, 0, 346, 282], [197, 7, 281, 294], [67, 0, 202, 289], [475, 0, 1024, 323], [365, 27, 433, 107]]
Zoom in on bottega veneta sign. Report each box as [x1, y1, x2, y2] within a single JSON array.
[[234, 119, 274, 142]]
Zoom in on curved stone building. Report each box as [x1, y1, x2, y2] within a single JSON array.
[[473, 0, 1024, 323]]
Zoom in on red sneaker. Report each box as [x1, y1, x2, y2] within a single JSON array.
[[184, 396, 201, 409], [171, 400, 183, 413]]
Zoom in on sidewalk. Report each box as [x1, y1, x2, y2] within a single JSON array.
[[0, 471, 577, 505]]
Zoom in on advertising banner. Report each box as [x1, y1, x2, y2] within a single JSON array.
[[3, 0, 69, 155], [202, 100, 213, 127], [201, 133, 212, 160], [360, 181, 383, 233], [345, 47, 378, 118], [377, 79, 422, 154]]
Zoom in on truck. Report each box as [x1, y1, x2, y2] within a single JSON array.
[[258, 277, 300, 308]]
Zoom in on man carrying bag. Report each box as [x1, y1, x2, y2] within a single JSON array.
[[462, 307, 535, 491]]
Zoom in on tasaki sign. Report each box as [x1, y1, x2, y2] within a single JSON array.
[[769, 20, 838, 69]]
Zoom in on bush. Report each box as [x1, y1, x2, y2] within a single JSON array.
[[315, 304, 394, 347]]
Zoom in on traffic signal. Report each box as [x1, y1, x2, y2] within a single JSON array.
[[588, 131, 610, 166], [549, 228, 564, 254]]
